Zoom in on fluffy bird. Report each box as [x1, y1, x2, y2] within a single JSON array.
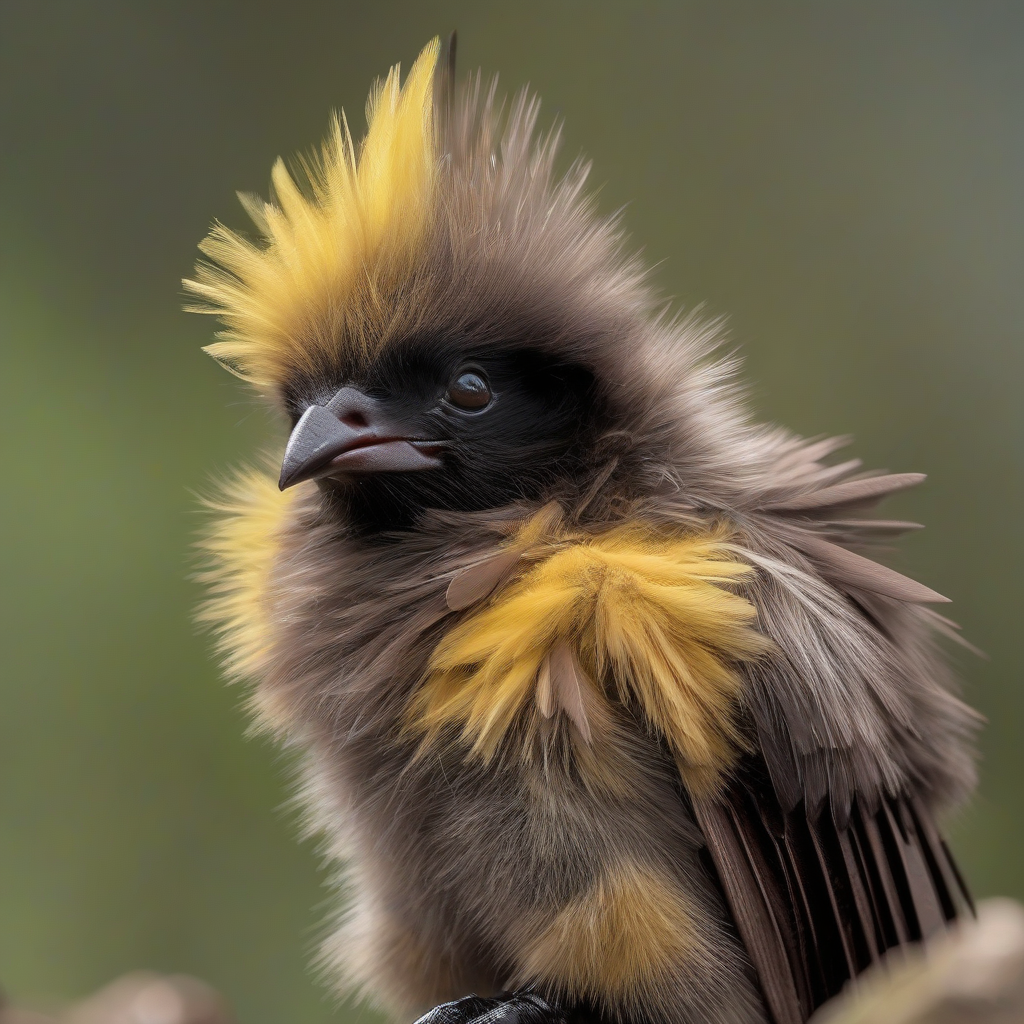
[[189, 37, 979, 1024]]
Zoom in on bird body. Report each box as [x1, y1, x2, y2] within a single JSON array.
[[191, 38, 979, 1024]]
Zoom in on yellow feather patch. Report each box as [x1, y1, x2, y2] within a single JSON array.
[[184, 38, 440, 387], [409, 514, 770, 795], [196, 465, 297, 728], [513, 863, 706, 1010]]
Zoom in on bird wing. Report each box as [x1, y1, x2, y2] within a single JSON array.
[[691, 759, 973, 1024]]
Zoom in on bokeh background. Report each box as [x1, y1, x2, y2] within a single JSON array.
[[1, 3, 1021, 1023]]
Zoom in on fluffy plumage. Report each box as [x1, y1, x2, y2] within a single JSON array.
[[410, 507, 770, 796], [195, 464, 298, 730], [192, 38, 980, 1024]]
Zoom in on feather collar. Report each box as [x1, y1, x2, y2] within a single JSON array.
[[408, 504, 771, 797]]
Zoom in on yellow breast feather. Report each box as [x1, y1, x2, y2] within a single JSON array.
[[409, 508, 771, 796]]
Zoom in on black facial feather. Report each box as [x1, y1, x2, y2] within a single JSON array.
[[289, 338, 600, 533]]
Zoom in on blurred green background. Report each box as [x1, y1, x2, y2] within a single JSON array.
[[1, 2, 1021, 1022]]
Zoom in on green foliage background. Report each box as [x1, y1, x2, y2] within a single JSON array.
[[1, 3, 1020, 1023]]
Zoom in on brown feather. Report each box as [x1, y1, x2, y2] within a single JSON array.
[[692, 796, 806, 1024], [835, 827, 881, 961], [446, 548, 522, 611], [827, 519, 924, 535], [694, 760, 973, 1024], [766, 473, 926, 513], [548, 641, 594, 744], [771, 436, 853, 473], [789, 533, 950, 604], [907, 797, 974, 919]]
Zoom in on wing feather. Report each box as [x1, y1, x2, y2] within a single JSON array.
[[694, 758, 971, 1024], [692, 796, 809, 1024]]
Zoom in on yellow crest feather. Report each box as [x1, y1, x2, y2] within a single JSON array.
[[184, 39, 441, 387], [409, 513, 771, 795]]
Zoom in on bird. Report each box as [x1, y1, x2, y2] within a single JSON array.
[[187, 35, 981, 1024]]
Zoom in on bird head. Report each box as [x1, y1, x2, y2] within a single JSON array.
[[187, 37, 748, 533], [274, 345, 596, 530]]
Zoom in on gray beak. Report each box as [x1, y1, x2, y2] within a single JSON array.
[[278, 387, 443, 490]]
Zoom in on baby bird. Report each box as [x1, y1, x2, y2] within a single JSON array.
[[189, 36, 979, 1024]]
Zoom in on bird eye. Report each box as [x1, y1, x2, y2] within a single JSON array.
[[446, 370, 492, 410]]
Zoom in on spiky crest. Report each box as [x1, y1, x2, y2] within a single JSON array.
[[184, 39, 440, 388]]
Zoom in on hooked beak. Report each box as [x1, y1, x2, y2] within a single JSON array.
[[278, 386, 443, 490]]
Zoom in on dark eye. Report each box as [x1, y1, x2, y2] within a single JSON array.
[[446, 370, 492, 410]]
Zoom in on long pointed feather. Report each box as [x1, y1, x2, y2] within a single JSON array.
[[828, 519, 924, 535], [790, 533, 949, 604], [795, 458, 863, 488], [694, 761, 971, 1024], [693, 797, 807, 1024], [858, 805, 912, 944], [884, 801, 946, 939], [804, 817, 858, 978], [836, 827, 881, 962], [767, 473, 926, 512]]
